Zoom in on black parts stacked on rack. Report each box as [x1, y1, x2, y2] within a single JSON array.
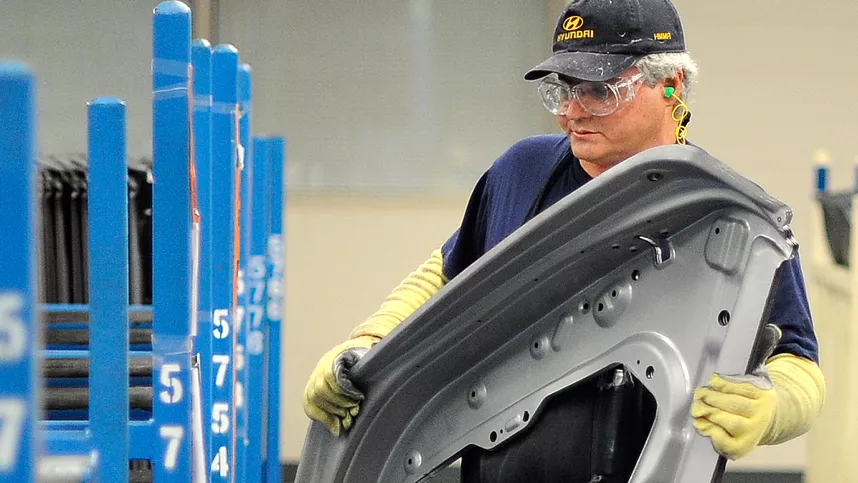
[[37, 156, 153, 305]]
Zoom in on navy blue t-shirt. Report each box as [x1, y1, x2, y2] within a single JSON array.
[[441, 134, 819, 363]]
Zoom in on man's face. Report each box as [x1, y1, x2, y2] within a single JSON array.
[[555, 68, 676, 171]]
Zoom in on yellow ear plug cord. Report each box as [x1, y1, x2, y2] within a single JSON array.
[[665, 86, 690, 145]]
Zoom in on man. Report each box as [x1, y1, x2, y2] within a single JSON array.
[[304, 0, 826, 464]]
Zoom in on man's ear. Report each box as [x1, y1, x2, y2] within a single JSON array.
[[666, 72, 685, 100]]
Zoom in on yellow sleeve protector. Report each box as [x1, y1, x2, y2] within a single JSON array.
[[692, 327, 826, 460], [303, 249, 448, 436]]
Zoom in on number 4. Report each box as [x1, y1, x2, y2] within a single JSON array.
[[211, 446, 229, 478]]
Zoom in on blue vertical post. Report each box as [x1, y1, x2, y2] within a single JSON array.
[[0, 62, 38, 483], [87, 98, 130, 483], [264, 137, 285, 483], [816, 167, 828, 194], [152, 2, 194, 481], [192, 38, 215, 471], [814, 149, 829, 194], [235, 62, 253, 483], [211, 43, 239, 483], [245, 138, 269, 483]]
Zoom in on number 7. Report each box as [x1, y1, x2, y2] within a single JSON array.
[[212, 355, 230, 387], [0, 400, 25, 471], [159, 426, 184, 471]]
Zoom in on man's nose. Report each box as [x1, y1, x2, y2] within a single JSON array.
[[564, 98, 589, 120]]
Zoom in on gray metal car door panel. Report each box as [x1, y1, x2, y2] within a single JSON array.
[[295, 144, 796, 483]]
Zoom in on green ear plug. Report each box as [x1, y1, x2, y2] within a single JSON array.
[[664, 86, 675, 98]]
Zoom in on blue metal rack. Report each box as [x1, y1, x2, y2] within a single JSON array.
[[192, 37, 216, 482], [0, 2, 286, 481], [151, 3, 195, 481], [87, 98, 131, 483], [264, 136, 285, 483], [245, 137, 270, 483], [236, 62, 254, 483], [210, 42, 240, 483], [0, 62, 39, 483]]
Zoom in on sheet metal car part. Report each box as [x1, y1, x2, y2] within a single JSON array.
[[295, 144, 797, 483]]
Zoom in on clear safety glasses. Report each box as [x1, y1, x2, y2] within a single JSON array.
[[537, 72, 644, 117]]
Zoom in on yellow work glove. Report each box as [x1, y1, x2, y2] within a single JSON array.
[[303, 249, 448, 437], [692, 324, 826, 460], [692, 373, 777, 460], [303, 335, 377, 437]]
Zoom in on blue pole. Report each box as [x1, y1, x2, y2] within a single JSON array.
[[0, 62, 38, 483], [245, 137, 270, 483], [815, 166, 828, 194], [235, 62, 253, 483], [152, 2, 194, 481], [192, 37, 215, 472], [211, 42, 239, 483], [264, 137, 284, 483], [87, 97, 130, 483]]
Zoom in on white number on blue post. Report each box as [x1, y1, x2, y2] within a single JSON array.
[[159, 363, 184, 404], [159, 426, 184, 471], [235, 306, 245, 332], [212, 355, 230, 388], [0, 400, 25, 471], [213, 309, 230, 339], [248, 256, 265, 279], [235, 381, 244, 409], [234, 345, 245, 371], [0, 294, 26, 362], [211, 445, 229, 477], [247, 306, 264, 330], [247, 330, 264, 356], [212, 403, 230, 434]]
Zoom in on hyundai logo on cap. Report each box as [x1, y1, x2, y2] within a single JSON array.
[[525, 0, 686, 82]]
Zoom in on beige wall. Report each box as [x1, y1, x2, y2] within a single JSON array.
[[281, 0, 858, 473], [282, 194, 467, 460]]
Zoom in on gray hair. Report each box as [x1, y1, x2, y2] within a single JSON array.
[[634, 52, 699, 101]]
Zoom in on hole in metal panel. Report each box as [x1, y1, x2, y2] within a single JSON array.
[[646, 366, 655, 379], [718, 310, 731, 326]]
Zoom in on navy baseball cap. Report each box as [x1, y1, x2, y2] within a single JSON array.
[[525, 0, 686, 82]]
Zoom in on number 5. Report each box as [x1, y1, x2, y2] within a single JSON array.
[[213, 309, 230, 339], [212, 403, 230, 434], [0, 294, 26, 362], [159, 364, 184, 404]]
